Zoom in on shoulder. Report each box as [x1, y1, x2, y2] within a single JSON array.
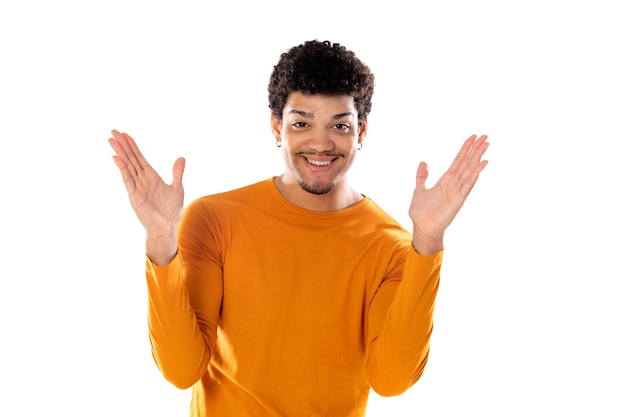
[[337, 197, 412, 249], [179, 179, 275, 238], [187, 178, 273, 211], [359, 197, 408, 232]]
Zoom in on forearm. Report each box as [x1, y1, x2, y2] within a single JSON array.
[[146, 254, 211, 389], [365, 249, 443, 396]]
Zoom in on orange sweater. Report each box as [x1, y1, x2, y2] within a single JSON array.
[[146, 178, 442, 416]]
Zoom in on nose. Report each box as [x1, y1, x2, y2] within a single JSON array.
[[307, 129, 334, 152]]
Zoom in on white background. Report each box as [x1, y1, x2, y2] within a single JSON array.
[[1, 1, 624, 416]]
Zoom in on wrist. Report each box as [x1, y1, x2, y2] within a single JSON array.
[[411, 233, 444, 256], [145, 230, 178, 266]]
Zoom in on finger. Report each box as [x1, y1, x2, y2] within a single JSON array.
[[109, 130, 136, 170], [121, 131, 152, 174], [110, 154, 137, 196], [415, 161, 429, 191], [458, 138, 489, 198], [172, 157, 186, 188], [466, 135, 489, 167], [448, 134, 477, 175], [109, 132, 141, 196], [458, 135, 489, 183], [108, 133, 128, 160], [459, 159, 489, 198], [451, 134, 489, 180], [110, 130, 148, 177]]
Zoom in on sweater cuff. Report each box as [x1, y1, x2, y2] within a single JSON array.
[[145, 251, 183, 289]]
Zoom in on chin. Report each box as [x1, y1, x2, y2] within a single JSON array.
[[298, 180, 336, 195]]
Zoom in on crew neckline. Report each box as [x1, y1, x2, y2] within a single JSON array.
[[265, 177, 371, 217]]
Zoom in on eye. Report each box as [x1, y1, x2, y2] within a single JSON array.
[[292, 121, 308, 128], [333, 123, 350, 131]]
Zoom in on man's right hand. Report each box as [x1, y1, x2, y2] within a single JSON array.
[[109, 130, 186, 265]]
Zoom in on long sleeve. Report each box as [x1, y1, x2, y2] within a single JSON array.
[[146, 199, 224, 389], [364, 248, 443, 396]]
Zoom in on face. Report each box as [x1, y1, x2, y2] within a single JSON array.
[[271, 92, 367, 196]]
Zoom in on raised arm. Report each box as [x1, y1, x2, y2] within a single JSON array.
[[365, 134, 489, 395], [110, 130, 215, 387], [108, 129, 186, 265]]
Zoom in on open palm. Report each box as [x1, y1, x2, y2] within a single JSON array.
[[108, 130, 186, 239], [409, 135, 489, 249]]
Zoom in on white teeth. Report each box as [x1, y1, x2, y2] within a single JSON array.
[[307, 159, 331, 166]]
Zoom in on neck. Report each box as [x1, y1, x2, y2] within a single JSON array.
[[273, 175, 363, 212]]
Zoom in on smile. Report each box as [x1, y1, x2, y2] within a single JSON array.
[[306, 158, 332, 166]]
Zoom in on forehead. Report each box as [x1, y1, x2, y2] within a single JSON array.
[[283, 91, 356, 118]]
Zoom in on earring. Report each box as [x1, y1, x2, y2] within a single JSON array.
[[357, 142, 363, 150], [276, 140, 282, 148]]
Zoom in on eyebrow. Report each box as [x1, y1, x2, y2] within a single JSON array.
[[288, 110, 355, 120]]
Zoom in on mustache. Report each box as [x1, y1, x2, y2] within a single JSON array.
[[295, 151, 345, 158]]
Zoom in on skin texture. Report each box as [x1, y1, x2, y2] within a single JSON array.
[[271, 92, 367, 213]]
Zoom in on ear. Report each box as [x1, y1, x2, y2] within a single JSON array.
[[271, 112, 282, 141], [357, 118, 368, 146]]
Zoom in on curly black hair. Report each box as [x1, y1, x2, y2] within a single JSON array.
[[268, 40, 375, 121]]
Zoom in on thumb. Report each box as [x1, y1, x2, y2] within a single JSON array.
[[172, 157, 186, 187], [415, 161, 429, 191]]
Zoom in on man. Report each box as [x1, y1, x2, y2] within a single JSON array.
[[109, 40, 489, 416]]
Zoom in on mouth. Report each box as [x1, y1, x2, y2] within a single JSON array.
[[305, 158, 333, 166], [298, 153, 342, 168]]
